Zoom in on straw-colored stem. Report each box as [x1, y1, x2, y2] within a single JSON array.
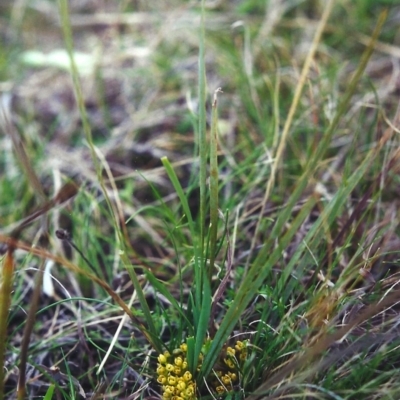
[[0, 251, 15, 400], [208, 88, 222, 280]]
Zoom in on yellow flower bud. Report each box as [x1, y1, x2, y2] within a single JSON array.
[[216, 386, 225, 394], [226, 347, 235, 356], [180, 343, 188, 352], [235, 341, 244, 351], [224, 358, 235, 369], [157, 365, 167, 375], [163, 391, 172, 399], [174, 356, 183, 366], [222, 374, 232, 385], [164, 385, 175, 395], [229, 372, 237, 381], [184, 386, 194, 397], [182, 371, 192, 382], [157, 375, 167, 384], [177, 380, 186, 391], [158, 354, 167, 364], [174, 366, 182, 375], [166, 363, 175, 372], [168, 376, 177, 386]]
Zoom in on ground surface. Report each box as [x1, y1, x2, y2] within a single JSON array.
[[1, 1, 400, 399]]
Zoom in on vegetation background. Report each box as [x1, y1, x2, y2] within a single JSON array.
[[1, 0, 400, 399]]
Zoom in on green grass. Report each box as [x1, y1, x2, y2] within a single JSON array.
[[1, 0, 400, 399]]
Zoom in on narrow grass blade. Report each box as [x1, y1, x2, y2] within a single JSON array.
[[161, 157, 201, 285], [198, 0, 207, 252], [125, 264, 162, 351], [0, 251, 14, 400], [193, 275, 211, 374], [186, 336, 196, 374], [208, 88, 222, 280], [42, 384, 55, 400], [161, 157, 196, 244], [145, 271, 193, 332]]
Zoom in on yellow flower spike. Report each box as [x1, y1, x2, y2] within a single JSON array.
[[157, 339, 248, 399]]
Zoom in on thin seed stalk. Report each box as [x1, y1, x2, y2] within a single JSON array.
[[208, 88, 222, 281]]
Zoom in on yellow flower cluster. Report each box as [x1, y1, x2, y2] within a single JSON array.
[[156, 339, 248, 399], [157, 343, 196, 400], [211, 340, 247, 395]]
